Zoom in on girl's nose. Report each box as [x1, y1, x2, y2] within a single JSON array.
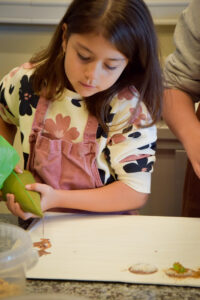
[[84, 62, 100, 83]]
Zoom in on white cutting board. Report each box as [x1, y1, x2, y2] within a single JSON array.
[[27, 213, 200, 287]]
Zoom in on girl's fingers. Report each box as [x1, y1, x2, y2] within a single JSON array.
[[14, 165, 23, 174], [6, 193, 24, 218], [26, 183, 51, 194], [6, 194, 36, 220]]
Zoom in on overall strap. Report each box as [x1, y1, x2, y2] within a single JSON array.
[[83, 114, 99, 143], [32, 96, 49, 132]]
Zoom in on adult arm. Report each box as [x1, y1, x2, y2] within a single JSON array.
[[163, 89, 200, 178], [163, 0, 200, 177]]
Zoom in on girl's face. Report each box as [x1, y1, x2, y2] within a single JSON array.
[[62, 29, 128, 97]]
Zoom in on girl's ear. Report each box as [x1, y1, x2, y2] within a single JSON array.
[[62, 23, 67, 52]]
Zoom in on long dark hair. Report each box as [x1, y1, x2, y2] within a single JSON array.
[[30, 0, 163, 132]]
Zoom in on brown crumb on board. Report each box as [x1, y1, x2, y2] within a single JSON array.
[[33, 238, 52, 257]]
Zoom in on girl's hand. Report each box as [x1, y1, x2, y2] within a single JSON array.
[[6, 193, 36, 220], [6, 183, 56, 220], [14, 165, 23, 174], [26, 183, 56, 212]]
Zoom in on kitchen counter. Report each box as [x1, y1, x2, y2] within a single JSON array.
[[1, 213, 200, 300]]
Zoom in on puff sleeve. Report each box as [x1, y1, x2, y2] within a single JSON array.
[[99, 87, 157, 193], [0, 66, 21, 126]]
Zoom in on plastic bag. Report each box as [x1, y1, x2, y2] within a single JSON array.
[[0, 135, 20, 189]]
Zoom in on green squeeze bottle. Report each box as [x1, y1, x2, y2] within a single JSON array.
[[0, 135, 43, 217]]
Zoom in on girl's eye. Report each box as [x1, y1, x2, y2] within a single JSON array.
[[105, 64, 117, 71], [77, 52, 90, 61]]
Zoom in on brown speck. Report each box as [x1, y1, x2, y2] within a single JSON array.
[[33, 238, 52, 257]]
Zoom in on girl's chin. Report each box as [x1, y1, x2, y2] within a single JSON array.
[[79, 92, 97, 97], [76, 88, 99, 97]]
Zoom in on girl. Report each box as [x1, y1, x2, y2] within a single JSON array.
[[0, 0, 163, 220]]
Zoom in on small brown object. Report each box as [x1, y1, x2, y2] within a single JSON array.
[[33, 238, 52, 257]]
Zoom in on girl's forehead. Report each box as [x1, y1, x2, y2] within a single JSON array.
[[69, 32, 123, 55], [69, 33, 125, 59]]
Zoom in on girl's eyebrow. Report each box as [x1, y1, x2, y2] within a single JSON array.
[[77, 42, 93, 54], [76, 42, 125, 61]]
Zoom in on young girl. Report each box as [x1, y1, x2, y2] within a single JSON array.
[[0, 0, 163, 220]]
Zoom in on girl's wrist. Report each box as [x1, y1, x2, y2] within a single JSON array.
[[51, 188, 67, 209], [41, 187, 63, 211]]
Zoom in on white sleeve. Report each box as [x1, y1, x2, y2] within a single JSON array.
[[107, 90, 157, 193]]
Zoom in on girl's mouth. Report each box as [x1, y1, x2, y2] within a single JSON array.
[[80, 82, 96, 89]]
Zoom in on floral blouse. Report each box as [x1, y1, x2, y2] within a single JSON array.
[[0, 63, 157, 193]]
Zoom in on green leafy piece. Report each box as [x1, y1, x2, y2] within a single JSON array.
[[173, 262, 186, 273], [2, 170, 43, 218], [0, 135, 20, 189]]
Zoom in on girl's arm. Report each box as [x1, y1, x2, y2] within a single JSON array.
[[6, 181, 148, 220], [53, 181, 147, 212]]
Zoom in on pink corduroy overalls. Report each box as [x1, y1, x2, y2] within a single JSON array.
[[26, 95, 138, 215], [27, 96, 103, 190]]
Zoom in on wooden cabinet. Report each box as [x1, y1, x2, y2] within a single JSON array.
[[140, 123, 187, 217]]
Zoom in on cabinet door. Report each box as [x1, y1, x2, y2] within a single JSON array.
[[140, 147, 187, 217]]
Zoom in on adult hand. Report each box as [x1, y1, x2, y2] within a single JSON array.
[[6, 183, 56, 220]]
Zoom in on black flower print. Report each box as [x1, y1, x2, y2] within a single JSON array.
[[123, 157, 154, 173], [128, 131, 141, 139], [20, 131, 24, 143], [105, 174, 116, 184], [137, 141, 156, 151], [0, 83, 6, 106], [98, 168, 106, 184], [103, 147, 111, 164], [106, 105, 115, 123], [71, 99, 82, 107], [9, 85, 14, 94], [98, 168, 116, 185], [150, 141, 156, 151], [0, 82, 14, 116], [96, 124, 107, 139], [138, 143, 152, 150], [19, 75, 39, 116]]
